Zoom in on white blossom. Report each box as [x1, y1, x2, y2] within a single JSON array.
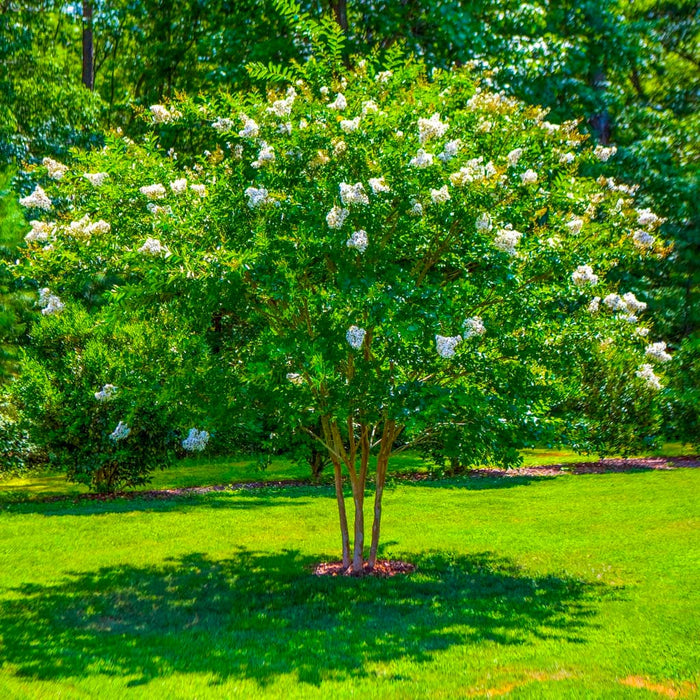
[[632, 229, 655, 249], [286, 372, 304, 385], [190, 184, 206, 197], [19, 186, 52, 210], [278, 122, 292, 135], [463, 317, 485, 339], [83, 172, 109, 187], [138, 237, 168, 255], [238, 115, 259, 138], [38, 288, 64, 315], [375, 70, 393, 83], [438, 139, 461, 163], [636, 208, 662, 228], [42, 157, 68, 180], [636, 363, 661, 390], [362, 100, 379, 114], [319, 86, 329, 96], [449, 158, 486, 186], [25, 220, 54, 243], [326, 205, 349, 229], [140, 183, 166, 199], [623, 292, 647, 314], [245, 186, 269, 208], [170, 178, 187, 194], [252, 142, 275, 168], [521, 169, 538, 185], [476, 213, 492, 232], [594, 145, 617, 162], [212, 117, 234, 132], [409, 149, 434, 168], [410, 201, 423, 216], [339, 182, 369, 206], [571, 265, 599, 286], [430, 185, 451, 204], [182, 428, 210, 452], [369, 177, 390, 194], [436, 334, 462, 358], [506, 148, 523, 166], [603, 293, 626, 311], [559, 152, 575, 164], [418, 113, 449, 144], [484, 161, 497, 177], [346, 229, 368, 253], [347, 325, 366, 350], [328, 93, 347, 110], [150, 105, 175, 123], [109, 421, 131, 441], [95, 384, 117, 401], [147, 204, 172, 216], [340, 116, 361, 133], [493, 227, 522, 255], [566, 218, 584, 235], [645, 342, 672, 363], [636, 327, 650, 337], [588, 297, 601, 313], [332, 140, 347, 157], [267, 88, 296, 117]]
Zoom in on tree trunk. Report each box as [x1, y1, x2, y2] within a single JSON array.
[[330, 0, 348, 32], [368, 421, 396, 569], [331, 456, 351, 568], [82, 1, 94, 90]]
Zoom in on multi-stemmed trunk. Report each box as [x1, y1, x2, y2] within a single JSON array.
[[321, 416, 398, 573]]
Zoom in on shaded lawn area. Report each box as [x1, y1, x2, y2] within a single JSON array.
[[0, 469, 698, 698], [0, 442, 695, 502]]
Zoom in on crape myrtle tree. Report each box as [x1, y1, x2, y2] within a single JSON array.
[[16, 22, 672, 569]]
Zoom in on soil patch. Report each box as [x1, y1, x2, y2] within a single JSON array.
[[313, 560, 416, 577]]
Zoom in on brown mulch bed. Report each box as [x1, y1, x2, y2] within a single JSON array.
[[9, 456, 698, 505], [313, 560, 416, 577]]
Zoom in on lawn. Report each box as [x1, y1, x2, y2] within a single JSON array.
[[0, 465, 698, 698]]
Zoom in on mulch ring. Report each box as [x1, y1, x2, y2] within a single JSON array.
[[313, 560, 416, 578]]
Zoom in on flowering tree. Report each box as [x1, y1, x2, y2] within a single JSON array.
[[15, 24, 672, 568]]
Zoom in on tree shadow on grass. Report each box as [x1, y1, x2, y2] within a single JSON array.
[[0, 549, 618, 688]]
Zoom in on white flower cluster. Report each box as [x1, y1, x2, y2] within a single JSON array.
[[95, 384, 117, 401], [212, 117, 234, 132], [375, 70, 393, 83], [328, 93, 347, 110], [463, 317, 486, 339], [476, 213, 492, 232], [602, 292, 647, 321], [559, 152, 575, 164], [150, 105, 177, 123], [520, 169, 538, 185], [409, 149, 434, 168], [252, 142, 275, 168], [368, 177, 390, 194], [588, 297, 600, 313], [410, 201, 423, 216], [594, 145, 617, 162], [571, 265, 599, 286], [430, 185, 450, 204], [267, 87, 297, 117], [84, 172, 109, 187], [140, 183, 166, 199], [182, 428, 210, 452], [507, 148, 523, 166], [238, 114, 259, 138], [418, 113, 449, 144], [245, 186, 268, 208], [346, 325, 366, 350], [632, 229, 655, 249], [138, 237, 168, 255], [286, 372, 304, 385], [566, 218, 584, 235], [67, 214, 111, 239], [340, 116, 361, 133], [43, 157, 68, 180], [636, 363, 661, 390], [25, 220, 55, 243], [493, 227, 522, 255], [346, 230, 368, 253], [436, 334, 462, 358], [449, 157, 494, 186], [19, 186, 52, 210], [109, 421, 131, 441], [326, 205, 349, 229], [170, 178, 187, 194], [645, 342, 672, 363], [38, 288, 64, 315], [339, 182, 368, 206], [636, 208, 663, 228], [438, 139, 461, 163], [362, 100, 379, 114], [190, 184, 206, 197]]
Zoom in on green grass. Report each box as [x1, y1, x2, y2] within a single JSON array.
[[0, 466, 698, 698], [0, 443, 695, 501]]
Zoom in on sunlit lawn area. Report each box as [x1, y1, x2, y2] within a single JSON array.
[[0, 443, 695, 501], [0, 464, 698, 698]]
